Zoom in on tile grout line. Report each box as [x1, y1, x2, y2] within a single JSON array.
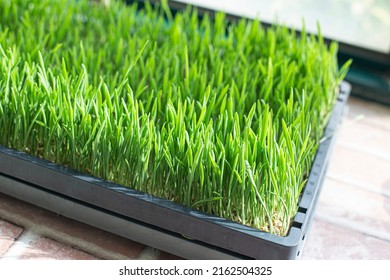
[[344, 116, 390, 133], [136, 247, 160, 260], [336, 140, 390, 162], [0, 209, 138, 260], [314, 213, 390, 243], [327, 174, 390, 199], [1, 230, 39, 260]]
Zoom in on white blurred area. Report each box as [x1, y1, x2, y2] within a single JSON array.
[[175, 0, 390, 53]]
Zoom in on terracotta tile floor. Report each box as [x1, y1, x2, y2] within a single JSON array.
[[0, 96, 389, 260]]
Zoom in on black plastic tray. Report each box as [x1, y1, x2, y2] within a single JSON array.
[[0, 82, 350, 259]]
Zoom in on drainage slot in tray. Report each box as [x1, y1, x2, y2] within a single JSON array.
[[298, 207, 307, 214], [292, 221, 303, 229]]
